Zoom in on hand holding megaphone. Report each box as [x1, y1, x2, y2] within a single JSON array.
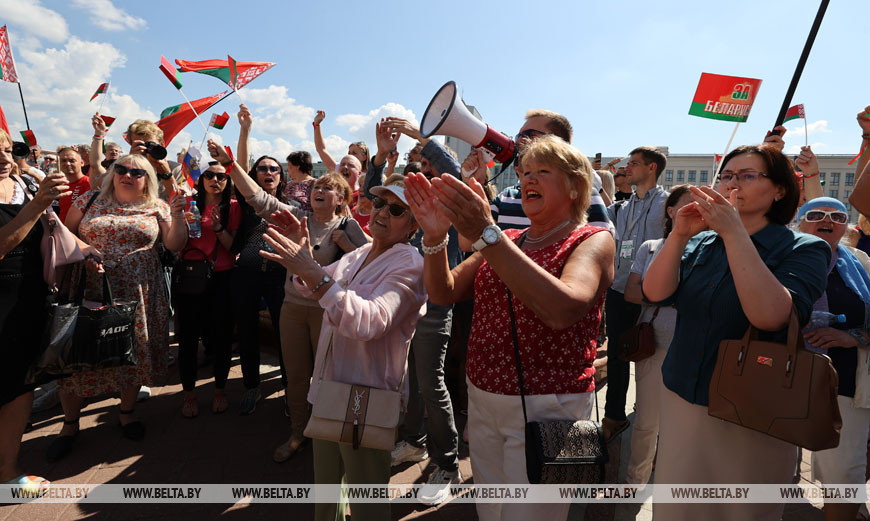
[[419, 81, 516, 173]]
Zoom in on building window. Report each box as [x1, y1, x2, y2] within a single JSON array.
[[688, 170, 697, 182], [831, 172, 841, 185], [664, 185, 672, 191], [830, 190, 839, 199], [700, 170, 708, 183], [677, 170, 685, 181], [665, 169, 673, 182], [846, 190, 852, 199], [846, 173, 855, 186], [820, 172, 826, 182]]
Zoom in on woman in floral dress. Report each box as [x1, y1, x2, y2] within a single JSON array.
[[47, 153, 187, 462]]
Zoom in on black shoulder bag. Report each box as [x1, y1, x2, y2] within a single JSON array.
[[172, 245, 219, 296], [508, 233, 608, 485]]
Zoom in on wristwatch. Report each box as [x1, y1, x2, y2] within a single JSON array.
[[848, 328, 869, 347], [472, 225, 503, 252], [311, 274, 332, 293], [156, 171, 172, 181]]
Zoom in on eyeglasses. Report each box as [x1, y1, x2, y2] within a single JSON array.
[[203, 171, 228, 181], [804, 210, 848, 224], [256, 165, 281, 173], [372, 195, 408, 217], [114, 164, 147, 179], [514, 128, 549, 142], [718, 170, 770, 184]]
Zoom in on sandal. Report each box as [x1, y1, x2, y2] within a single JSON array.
[[5, 475, 50, 498], [182, 395, 199, 418], [273, 437, 309, 463], [118, 409, 146, 441], [211, 392, 228, 414], [46, 418, 80, 463]]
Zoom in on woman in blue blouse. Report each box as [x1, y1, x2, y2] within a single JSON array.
[[643, 144, 830, 521]]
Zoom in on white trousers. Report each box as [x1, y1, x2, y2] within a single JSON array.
[[625, 343, 669, 484], [812, 395, 870, 485], [467, 377, 594, 521]]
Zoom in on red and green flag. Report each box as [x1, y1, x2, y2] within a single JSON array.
[[20, 129, 36, 147], [783, 104, 806, 123], [0, 103, 8, 134], [99, 115, 115, 128], [159, 55, 183, 89], [209, 111, 229, 130], [174, 57, 275, 90], [90, 82, 109, 102], [0, 26, 18, 83], [688, 72, 763, 123], [156, 91, 227, 146]]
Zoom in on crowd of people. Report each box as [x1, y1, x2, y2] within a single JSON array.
[[2, 101, 870, 521]]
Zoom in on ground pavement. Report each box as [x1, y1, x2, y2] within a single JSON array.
[[0, 334, 845, 520]]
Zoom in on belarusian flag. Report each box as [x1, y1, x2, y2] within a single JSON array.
[[156, 91, 226, 146], [783, 104, 805, 123], [209, 112, 229, 130], [714, 154, 723, 164], [159, 55, 182, 89], [100, 115, 116, 127], [0, 103, 8, 134], [174, 57, 275, 90], [20, 129, 36, 147], [0, 26, 18, 83], [90, 82, 109, 102], [688, 72, 762, 123]]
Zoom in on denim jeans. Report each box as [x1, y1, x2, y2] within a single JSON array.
[[398, 302, 459, 472], [604, 288, 641, 421]]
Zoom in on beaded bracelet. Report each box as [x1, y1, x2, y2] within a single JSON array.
[[421, 235, 449, 255]]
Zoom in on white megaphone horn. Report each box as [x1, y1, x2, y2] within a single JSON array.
[[420, 81, 516, 174]]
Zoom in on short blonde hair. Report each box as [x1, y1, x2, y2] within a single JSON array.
[[519, 135, 592, 224], [314, 172, 353, 215], [98, 154, 159, 205], [524, 109, 573, 143], [126, 120, 164, 144]]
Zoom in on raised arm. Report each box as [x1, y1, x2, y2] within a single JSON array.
[[236, 104, 251, 172], [642, 198, 707, 303], [850, 107, 870, 215], [158, 193, 189, 252], [312, 110, 337, 172], [794, 145, 823, 201], [89, 114, 108, 182]]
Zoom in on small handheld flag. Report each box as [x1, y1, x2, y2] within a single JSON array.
[[90, 82, 109, 102], [20, 129, 36, 147], [783, 104, 805, 123], [0, 103, 8, 134], [182, 146, 203, 187], [209, 112, 229, 130], [100, 115, 115, 128], [159, 55, 183, 89]]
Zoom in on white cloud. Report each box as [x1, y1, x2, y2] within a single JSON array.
[[786, 119, 831, 137], [786, 142, 827, 154], [71, 0, 147, 31], [240, 85, 314, 141], [0, 0, 70, 42], [334, 102, 420, 158]]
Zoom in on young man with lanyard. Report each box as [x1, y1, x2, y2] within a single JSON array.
[[603, 146, 669, 441]]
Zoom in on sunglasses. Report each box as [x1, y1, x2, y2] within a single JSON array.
[[514, 128, 549, 142], [203, 171, 228, 181], [256, 165, 281, 173], [804, 210, 848, 224], [114, 164, 147, 179], [372, 195, 408, 217]]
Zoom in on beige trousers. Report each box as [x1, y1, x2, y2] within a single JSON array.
[[280, 301, 324, 439]]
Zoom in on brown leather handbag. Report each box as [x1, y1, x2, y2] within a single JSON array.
[[617, 307, 660, 362], [708, 308, 842, 451]]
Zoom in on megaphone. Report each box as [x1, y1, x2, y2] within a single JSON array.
[[420, 81, 516, 173]]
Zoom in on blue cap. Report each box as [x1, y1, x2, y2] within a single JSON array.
[[796, 197, 847, 221]]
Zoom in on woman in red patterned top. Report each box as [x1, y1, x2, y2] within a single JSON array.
[[405, 135, 614, 521]]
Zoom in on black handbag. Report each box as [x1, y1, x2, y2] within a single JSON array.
[[172, 246, 217, 296], [28, 267, 138, 383], [507, 234, 608, 485]]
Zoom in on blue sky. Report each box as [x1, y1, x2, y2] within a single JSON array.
[[0, 0, 865, 162]]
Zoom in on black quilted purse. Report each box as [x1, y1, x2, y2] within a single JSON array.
[[507, 234, 608, 484]]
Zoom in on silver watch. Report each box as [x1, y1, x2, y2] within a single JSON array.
[[312, 274, 332, 293], [472, 225, 503, 252]]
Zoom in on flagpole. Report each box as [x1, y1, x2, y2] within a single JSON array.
[[804, 108, 808, 147], [711, 121, 740, 187], [97, 83, 108, 114], [177, 88, 210, 134], [16, 83, 29, 130], [199, 125, 209, 152]]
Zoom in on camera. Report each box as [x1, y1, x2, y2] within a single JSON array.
[[12, 141, 30, 159], [143, 141, 167, 160]]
